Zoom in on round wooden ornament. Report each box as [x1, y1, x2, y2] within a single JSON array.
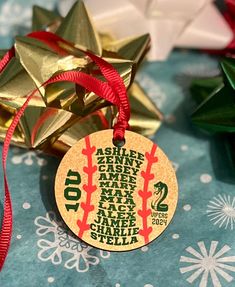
[[55, 129, 178, 251]]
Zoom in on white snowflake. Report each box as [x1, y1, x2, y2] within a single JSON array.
[[11, 149, 47, 166], [136, 73, 166, 109], [180, 241, 235, 287], [34, 211, 110, 272], [207, 194, 235, 230]]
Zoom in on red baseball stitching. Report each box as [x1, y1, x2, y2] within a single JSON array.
[[77, 136, 97, 239], [138, 144, 158, 244]]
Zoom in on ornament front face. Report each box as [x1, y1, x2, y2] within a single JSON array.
[[55, 130, 178, 251]]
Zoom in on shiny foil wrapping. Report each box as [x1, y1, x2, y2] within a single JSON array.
[[0, 1, 163, 156], [191, 57, 235, 168]]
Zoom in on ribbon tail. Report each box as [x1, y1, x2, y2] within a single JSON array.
[[0, 92, 35, 270], [0, 177, 12, 271]]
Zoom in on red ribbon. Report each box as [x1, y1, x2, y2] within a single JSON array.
[[0, 31, 130, 271]]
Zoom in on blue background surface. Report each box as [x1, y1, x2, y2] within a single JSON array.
[[0, 1, 235, 287]]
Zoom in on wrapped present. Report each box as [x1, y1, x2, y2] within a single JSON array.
[[58, 0, 233, 61], [0, 0, 163, 157]]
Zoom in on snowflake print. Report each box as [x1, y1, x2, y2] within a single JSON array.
[[11, 148, 47, 166], [180, 241, 235, 287], [207, 194, 235, 230], [34, 212, 110, 272]]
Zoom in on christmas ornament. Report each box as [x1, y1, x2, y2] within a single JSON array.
[[0, 1, 162, 157], [52, 50, 177, 252], [55, 129, 178, 251], [59, 0, 233, 61]]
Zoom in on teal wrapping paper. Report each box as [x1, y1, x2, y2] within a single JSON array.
[[1, 1, 235, 287]]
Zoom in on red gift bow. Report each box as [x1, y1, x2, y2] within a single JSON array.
[[224, 0, 235, 52], [0, 31, 130, 271], [205, 0, 235, 56]]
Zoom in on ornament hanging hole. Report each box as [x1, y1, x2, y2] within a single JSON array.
[[112, 137, 126, 148]]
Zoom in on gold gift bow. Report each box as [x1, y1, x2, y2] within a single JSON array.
[[0, 1, 163, 156]]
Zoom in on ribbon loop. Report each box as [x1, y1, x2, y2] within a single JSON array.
[[113, 120, 130, 141]]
